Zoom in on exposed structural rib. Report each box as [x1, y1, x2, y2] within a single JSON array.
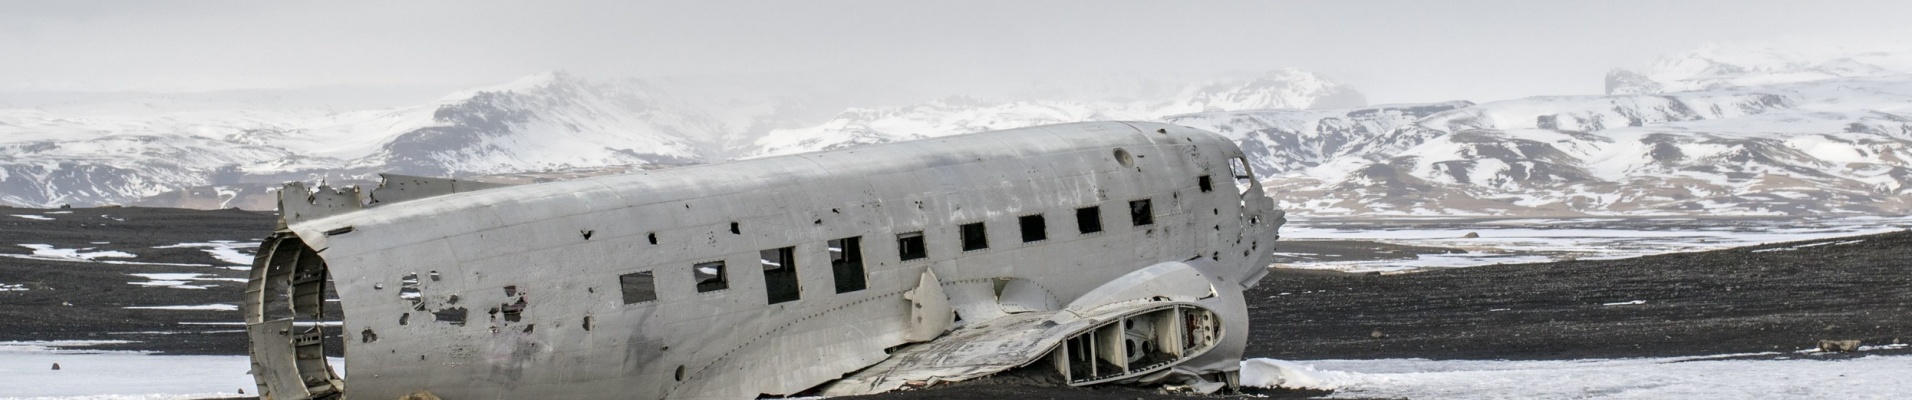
[[244, 231, 343, 399]]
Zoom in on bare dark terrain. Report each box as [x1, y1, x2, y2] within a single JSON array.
[[0, 206, 270, 355], [1248, 232, 1912, 361], [3, 207, 1908, 399]]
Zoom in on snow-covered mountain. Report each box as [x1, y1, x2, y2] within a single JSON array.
[[744, 46, 1912, 216], [1174, 75, 1912, 216], [0, 72, 809, 208], [1608, 38, 1912, 95], [9, 45, 1911, 217], [0, 69, 1361, 209], [751, 69, 1364, 157]]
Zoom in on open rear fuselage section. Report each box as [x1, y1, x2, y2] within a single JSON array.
[[244, 121, 1284, 399]]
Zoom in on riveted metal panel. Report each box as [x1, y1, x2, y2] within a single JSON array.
[[250, 121, 1285, 399]]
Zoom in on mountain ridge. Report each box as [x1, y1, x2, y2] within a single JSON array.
[[8, 41, 1912, 217], [0, 69, 1365, 209]]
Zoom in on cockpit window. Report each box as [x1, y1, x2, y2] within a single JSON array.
[[1238, 155, 1254, 185], [1229, 157, 1254, 195]]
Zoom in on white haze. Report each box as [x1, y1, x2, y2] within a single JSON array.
[[3, 0, 1912, 104]]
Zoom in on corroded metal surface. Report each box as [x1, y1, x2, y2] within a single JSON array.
[[244, 121, 1284, 399]]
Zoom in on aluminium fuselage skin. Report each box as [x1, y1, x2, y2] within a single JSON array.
[[246, 121, 1283, 399]]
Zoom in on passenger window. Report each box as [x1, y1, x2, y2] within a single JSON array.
[[618, 271, 657, 304], [1076, 206, 1102, 234], [829, 237, 867, 293], [1198, 175, 1213, 192], [693, 260, 728, 293], [760, 247, 799, 304], [960, 222, 988, 251], [1129, 199, 1153, 226], [897, 231, 927, 261], [1019, 214, 1046, 243]]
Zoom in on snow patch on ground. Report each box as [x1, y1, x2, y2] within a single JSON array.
[[122, 304, 237, 311], [1275, 216, 1912, 272], [1241, 358, 1348, 390], [1288, 252, 1556, 274], [0, 341, 138, 354], [1242, 355, 1912, 399], [1751, 239, 1867, 253], [176, 321, 340, 327], [0, 341, 345, 399], [1860, 344, 1911, 352], [0, 244, 209, 267], [0, 283, 26, 291], [151, 241, 258, 266], [10, 214, 54, 220], [11, 244, 133, 261], [105, 330, 246, 336], [125, 273, 245, 290], [4, 392, 244, 400]]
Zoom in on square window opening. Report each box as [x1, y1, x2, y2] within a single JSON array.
[[1019, 214, 1047, 243], [897, 231, 928, 261], [760, 247, 799, 304], [1129, 199, 1154, 226], [693, 260, 728, 293], [1076, 206, 1102, 234], [960, 222, 989, 251], [1198, 175, 1213, 192], [618, 271, 658, 304], [829, 237, 867, 293]]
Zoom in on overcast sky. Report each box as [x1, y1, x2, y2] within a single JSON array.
[[4, 0, 1909, 103]]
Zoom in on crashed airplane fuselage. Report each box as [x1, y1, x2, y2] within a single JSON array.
[[244, 121, 1285, 399]]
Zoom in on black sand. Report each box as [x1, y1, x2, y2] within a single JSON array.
[[1247, 231, 1912, 361], [0, 207, 274, 354]]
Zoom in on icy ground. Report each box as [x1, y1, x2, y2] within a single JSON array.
[[11, 339, 1907, 399], [0, 341, 341, 399], [1276, 216, 1912, 273], [1242, 353, 1912, 399], [149, 242, 258, 267], [0, 245, 212, 268]]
